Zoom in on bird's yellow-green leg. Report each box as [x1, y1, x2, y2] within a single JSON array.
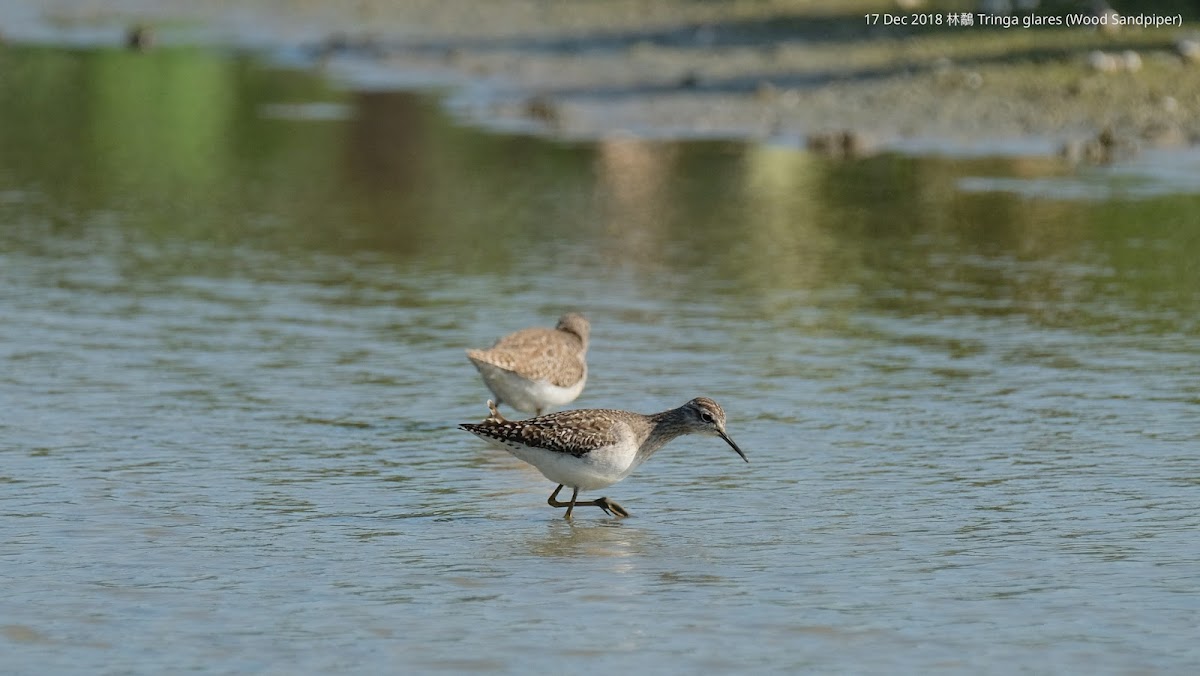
[[548, 485, 629, 519]]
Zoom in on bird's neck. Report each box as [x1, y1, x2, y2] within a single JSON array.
[[637, 408, 689, 458], [559, 328, 588, 352]]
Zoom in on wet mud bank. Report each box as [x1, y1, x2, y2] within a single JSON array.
[[10, 0, 1200, 160]]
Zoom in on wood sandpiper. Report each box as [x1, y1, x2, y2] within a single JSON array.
[[460, 397, 748, 519], [466, 313, 589, 416]]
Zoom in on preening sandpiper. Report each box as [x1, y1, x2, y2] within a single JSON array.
[[466, 313, 590, 417], [460, 397, 748, 519]]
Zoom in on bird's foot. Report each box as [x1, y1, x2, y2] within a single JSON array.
[[485, 400, 507, 423], [595, 497, 630, 518]]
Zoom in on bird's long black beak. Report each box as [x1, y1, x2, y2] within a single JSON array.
[[718, 430, 748, 463]]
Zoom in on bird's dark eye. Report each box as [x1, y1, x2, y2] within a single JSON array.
[[700, 412, 714, 423]]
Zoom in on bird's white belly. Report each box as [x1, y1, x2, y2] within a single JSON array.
[[493, 439, 638, 491], [470, 360, 586, 415]]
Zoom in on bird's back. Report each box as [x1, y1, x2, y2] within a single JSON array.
[[467, 327, 586, 387], [460, 407, 641, 458]]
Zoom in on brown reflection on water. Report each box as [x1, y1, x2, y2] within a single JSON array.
[[595, 137, 677, 269], [345, 90, 430, 196]]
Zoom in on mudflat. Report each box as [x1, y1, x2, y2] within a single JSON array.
[[18, 0, 1200, 157]]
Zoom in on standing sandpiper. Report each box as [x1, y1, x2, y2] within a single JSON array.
[[466, 313, 589, 416], [460, 397, 748, 518]]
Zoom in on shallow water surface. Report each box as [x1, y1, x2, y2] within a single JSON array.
[[2, 46, 1199, 673]]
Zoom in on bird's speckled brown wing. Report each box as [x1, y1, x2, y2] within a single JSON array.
[[466, 327, 585, 387], [460, 408, 634, 458]]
